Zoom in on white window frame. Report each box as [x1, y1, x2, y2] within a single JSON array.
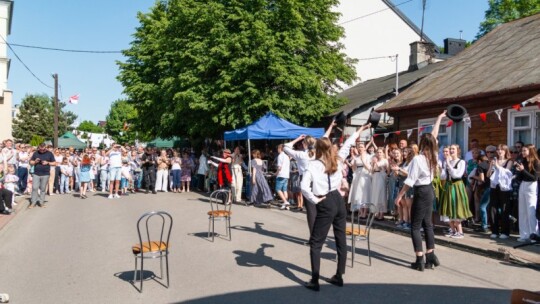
[[507, 106, 539, 147], [418, 117, 469, 153]]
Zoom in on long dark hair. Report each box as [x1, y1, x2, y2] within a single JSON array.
[[419, 133, 438, 175]]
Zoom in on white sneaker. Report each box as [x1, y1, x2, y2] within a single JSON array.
[[280, 202, 290, 210], [114, 194, 120, 199], [490, 234, 498, 239], [0, 293, 10, 303], [499, 234, 509, 239], [108, 194, 114, 199], [450, 232, 464, 239]]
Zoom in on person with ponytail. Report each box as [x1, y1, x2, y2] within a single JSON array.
[[301, 123, 371, 291], [395, 110, 446, 272]]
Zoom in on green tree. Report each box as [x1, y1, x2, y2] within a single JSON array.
[[12, 94, 77, 143], [117, 0, 356, 138], [476, 0, 540, 39], [105, 99, 139, 144], [77, 120, 104, 133]]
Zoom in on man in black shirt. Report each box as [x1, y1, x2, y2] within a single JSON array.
[[141, 147, 157, 194], [29, 143, 56, 208]]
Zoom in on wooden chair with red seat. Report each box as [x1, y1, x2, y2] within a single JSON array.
[[208, 189, 232, 242], [132, 211, 173, 293], [346, 203, 376, 267]]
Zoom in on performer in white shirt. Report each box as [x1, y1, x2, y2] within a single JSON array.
[[395, 110, 446, 271], [301, 123, 371, 291]]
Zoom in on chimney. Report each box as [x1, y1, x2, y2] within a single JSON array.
[[444, 38, 466, 56], [409, 41, 435, 71]]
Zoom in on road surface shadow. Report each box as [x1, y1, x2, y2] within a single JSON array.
[[233, 243, 310, 286], [180, 284, 512, 304], [232, 222, 309, 246]]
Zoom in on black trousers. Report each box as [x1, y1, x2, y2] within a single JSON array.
[[143, 167, 156, 191], [411, 185, 435, 252], [309, 190, 347, 281], [0, 188, 13, 210], [305, 197, 317, 234], [489, 186, 511, 235]]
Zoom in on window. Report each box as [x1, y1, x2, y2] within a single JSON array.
[[508, 107, 539, 148]]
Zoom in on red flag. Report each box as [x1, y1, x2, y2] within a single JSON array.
[[373, 134, 379, 138], [512, 104, 521, 111], [479, 113, 487, 122], [446, 121, 453, 127], [419, 126, 425, 133], [395, 131, 401, 136], [69, 94, 79, 104]]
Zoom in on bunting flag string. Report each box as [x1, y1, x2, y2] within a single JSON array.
[[495, 109, 503, 121], [363, 96, 538, 139]]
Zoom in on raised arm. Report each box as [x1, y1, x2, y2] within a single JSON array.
[[323, 119, 337, 139], [338, 123, 371, 160], [431, 110, 447, 139]]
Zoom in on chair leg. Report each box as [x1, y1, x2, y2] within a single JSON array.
[[211, 218, 215, 242], [367, 236, 372, 266], [140, 258, 144, 292], [351, 235, 355, 268], [208, 218, 211, 238], [160, 254, 164, 279], [165, 254, 170, 288], [228, 217, 232, 241], [134, 257, 138, 283]]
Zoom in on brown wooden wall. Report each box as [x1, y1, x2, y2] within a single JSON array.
[[382, 90, 540, 148]]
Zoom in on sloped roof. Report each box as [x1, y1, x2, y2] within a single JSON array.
[[378, 13, 540, 112], [336, 62, 444, 115]]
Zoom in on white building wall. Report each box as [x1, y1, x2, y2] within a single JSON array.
[[336, 0, 424, 84], [0, 0, 12, 140]]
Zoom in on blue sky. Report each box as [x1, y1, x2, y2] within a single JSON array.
[[8, 0, 488, 124]]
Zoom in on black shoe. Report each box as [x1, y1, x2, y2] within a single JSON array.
[[304, 280, 320, 292], [410, 255, 425, 272], [326, 275, 343, 287], [0, 210, 12, 215], [425, 252, 440, 269], [152, 190, 157, 194], [145, 189, 149, 194]]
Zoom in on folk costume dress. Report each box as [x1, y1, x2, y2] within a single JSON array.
[[439, 159, 473, 221], [371, 159, 389, 213], [348, 154, 372, 211]]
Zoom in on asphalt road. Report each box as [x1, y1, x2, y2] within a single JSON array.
[[0, 191, 537, 304]]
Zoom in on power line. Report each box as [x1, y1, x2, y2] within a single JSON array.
[[6, 42, 122, 54], [0, 35, 53, 89], [358, 55, 398, 61], [339, 0, 414, 25]]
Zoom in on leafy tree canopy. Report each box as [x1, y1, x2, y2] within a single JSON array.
[[118, 0, 356, 138], [104, 99, 141, 144], [13, 94, 77, 143], [476, 0, 540, 39], [77, 120, 104, 133]]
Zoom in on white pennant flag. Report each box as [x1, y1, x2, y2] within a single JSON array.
[[495, 109, 503, 121], [521, 101, 528, 107], [464, 116, 472, 128], [69, 94, 79, 104], [407, 129, 413, 139], [383, 133, 389, 142]]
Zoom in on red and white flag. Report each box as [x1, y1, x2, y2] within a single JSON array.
[[69, 94, 79, 104]]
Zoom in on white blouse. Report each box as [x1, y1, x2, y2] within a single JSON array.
[[301, 133, 358, 204], [283, 144, 314, 175], [404, 155, 435, 187], [440, 159, 465, 180]]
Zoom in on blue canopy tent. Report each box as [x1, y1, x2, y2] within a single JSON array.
[[224, 112, 325, 176]]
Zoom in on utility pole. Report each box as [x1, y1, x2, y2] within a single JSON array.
[[53, 73, 59, 148]]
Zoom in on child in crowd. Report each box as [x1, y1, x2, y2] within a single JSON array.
[[206, 162, 217, 193], [4, 165, 19, 206], [120, 160, 132, 195], [60, 158, 72, 194]]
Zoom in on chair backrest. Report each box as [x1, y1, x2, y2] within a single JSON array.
[[136, 211, 173, 256], [351, 203, 376, 236], [209, 190, 232, 214]]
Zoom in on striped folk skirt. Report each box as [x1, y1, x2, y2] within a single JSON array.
[[439, 179, 473, 221]]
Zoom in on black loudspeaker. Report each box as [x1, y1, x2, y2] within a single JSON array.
[[446, 104, 467, 122], [366, 109, 381, 129]]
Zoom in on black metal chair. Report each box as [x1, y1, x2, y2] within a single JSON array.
[[208, 189, 232, 242], [346, 203, 376, 267], [132, 211, 173, 292]]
